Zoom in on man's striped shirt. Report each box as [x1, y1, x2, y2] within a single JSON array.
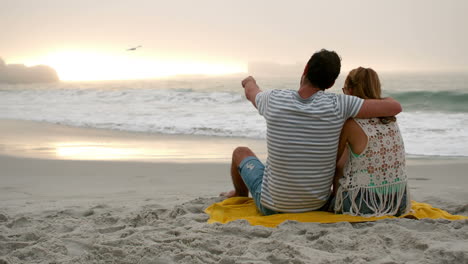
[[255, 89, 364, 212]]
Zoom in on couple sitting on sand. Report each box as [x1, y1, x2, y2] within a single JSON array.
[[222, 49, 410, 217]]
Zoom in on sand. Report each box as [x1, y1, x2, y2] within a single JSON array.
[[0, 119, 467, 263]]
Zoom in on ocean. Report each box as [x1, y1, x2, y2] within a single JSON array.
[[1, 73, 467, 157]]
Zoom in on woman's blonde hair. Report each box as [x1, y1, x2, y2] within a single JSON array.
[[345, 67, 396, 123]]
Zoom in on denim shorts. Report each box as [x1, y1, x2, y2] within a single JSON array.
[[238, 156, 278, 216], [336, 190, 409, 217]]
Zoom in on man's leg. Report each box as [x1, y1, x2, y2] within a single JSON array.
[[221, 146, 256, 198], [221, 148, 278, 216]]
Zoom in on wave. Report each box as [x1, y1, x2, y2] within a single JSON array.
[[1, 79, 468, 157], [386, 90, 468, 112]]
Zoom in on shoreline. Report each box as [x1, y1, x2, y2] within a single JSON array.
[[1, 118, 467, 208], [2, 118, 467, 163], [0, 118, 268, 163]]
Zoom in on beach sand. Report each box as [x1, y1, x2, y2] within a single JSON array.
[[0, 119, 467, 263]]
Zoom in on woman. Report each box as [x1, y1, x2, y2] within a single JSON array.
[[333, 67, 410, 217]]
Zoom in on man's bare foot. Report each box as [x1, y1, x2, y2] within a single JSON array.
[[219, 190, 237, 198]]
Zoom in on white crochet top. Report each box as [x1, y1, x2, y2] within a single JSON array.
[[334, 118, 410, 217]]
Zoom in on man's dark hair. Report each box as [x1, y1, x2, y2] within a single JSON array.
[[304, 49, 341, 90]]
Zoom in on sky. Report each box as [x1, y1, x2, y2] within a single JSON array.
[[1, 0, 467, 81]]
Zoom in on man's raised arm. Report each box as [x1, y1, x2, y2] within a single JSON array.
[[355, 97, 402, 118], [242, 76, 262, 108]]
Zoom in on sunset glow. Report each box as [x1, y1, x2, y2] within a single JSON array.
[[27, 51, 247, 81], [55, 143, 143, 160]]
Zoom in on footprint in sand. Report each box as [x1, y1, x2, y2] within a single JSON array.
[[306, 230, 329, 241], [6, 217, 31, 229], [63, 239, 94, 257], [59, 208, 94, 218], [0, 213, 8, 222], [97, 225, 126, 234]]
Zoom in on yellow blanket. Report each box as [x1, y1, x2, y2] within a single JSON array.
[[205, 197, 468, 228]]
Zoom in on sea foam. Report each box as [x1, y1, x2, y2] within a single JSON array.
[[1, 74, 467, 157]]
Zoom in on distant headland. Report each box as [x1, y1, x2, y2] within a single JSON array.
[[0, 58, 59, 84]]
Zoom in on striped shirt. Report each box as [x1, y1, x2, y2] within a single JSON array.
[[255, 89, 364, 212]]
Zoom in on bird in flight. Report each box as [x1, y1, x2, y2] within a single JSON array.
[[127, 45, 142, 51]]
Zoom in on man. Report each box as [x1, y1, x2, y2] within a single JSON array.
[[222, 49, 402, 215]]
